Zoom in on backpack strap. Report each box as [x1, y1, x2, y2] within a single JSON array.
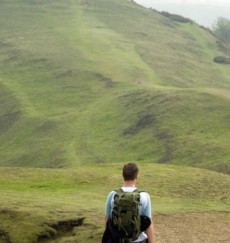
[[133, 188, 144, 193], [114, 188, 144, 193], [114, 188, 124, 193]]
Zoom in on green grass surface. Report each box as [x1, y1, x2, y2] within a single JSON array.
[[0, 164, 229, 242], [0, 0, 229, 172]]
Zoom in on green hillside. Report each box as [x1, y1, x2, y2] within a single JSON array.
[[0, 0, 230, 172], [0, 164, 229, 242]]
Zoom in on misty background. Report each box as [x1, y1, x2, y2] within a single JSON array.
[[134, 0, 230, 28]]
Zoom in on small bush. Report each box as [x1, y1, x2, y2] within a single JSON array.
[[161, 11, 193, 24], [213, 56, 230, 64]]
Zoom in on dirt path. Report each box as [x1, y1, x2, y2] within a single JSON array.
[[154, 213, 230, 243], [205, 88, 230, 99]]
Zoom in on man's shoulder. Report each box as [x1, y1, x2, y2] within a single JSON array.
[[118, 187, 150, 195], [140, 191, 150, 200], [108, 190, 117, 195], [108, 188, 150, 198]]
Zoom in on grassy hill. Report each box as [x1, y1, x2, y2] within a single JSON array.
[[0, 164, 229, 242], [0, 0, 230, 173]]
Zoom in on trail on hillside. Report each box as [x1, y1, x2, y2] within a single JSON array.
[[205, 88, 230, 99]]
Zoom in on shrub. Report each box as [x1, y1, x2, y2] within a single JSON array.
[[213, 17, 230, 44], [213, 56, 230, 64], [160, 11, 194, 24]]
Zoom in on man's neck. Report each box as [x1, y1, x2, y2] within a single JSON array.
[[123, 180, 136, 187]]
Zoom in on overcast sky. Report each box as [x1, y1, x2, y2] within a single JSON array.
[[134, 0, 230, 28]]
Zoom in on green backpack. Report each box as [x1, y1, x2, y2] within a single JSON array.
[[111, 188, 142, 242]]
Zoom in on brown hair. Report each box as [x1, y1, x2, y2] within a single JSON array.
[[122, 163, 139, 181]]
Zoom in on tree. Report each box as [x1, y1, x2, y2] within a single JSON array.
[[213, 17, 230, 44]]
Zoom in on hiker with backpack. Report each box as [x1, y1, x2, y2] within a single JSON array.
[[102, 163, 154, 243]]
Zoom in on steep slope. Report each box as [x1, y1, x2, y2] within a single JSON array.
[[0, 0, 229, 172]]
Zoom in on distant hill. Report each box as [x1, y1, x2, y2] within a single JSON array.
[[0, 0, 229, 173]]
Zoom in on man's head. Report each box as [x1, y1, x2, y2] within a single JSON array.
[[122, 163, 139, 181]]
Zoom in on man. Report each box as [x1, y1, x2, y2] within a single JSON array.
[[103, 163, 154, 243]]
